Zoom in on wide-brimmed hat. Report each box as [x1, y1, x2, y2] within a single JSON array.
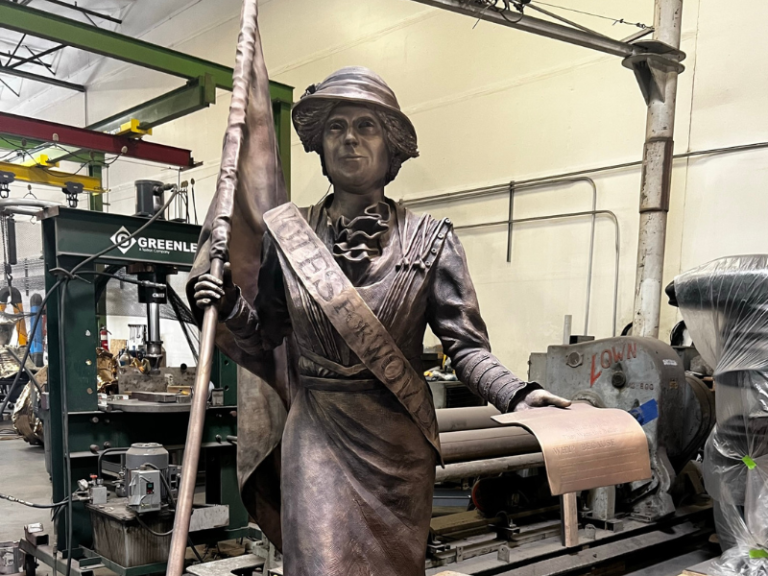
[[292, 66, 417, 151]]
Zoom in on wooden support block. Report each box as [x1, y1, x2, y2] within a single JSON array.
[[561, 492, 578, 547]]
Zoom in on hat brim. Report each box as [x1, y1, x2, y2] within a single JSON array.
[[292, 94, 416, 145]]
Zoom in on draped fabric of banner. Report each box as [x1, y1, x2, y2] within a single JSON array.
[[185, 2, 294, 547]]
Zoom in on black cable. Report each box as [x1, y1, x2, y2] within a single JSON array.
[[70, 188, 181, 277], [0, 492, 69, 509], [0, 137, 39, 164], [5, 346, 42, 398], [93, 263, 127, 304], [96, 447, 129, 480], [135, 514, 173, 537], [191, 182, 198, 225], [167, 284, 199, 362], [0, 278, 63, 417], [76, 270, 165, 289], [71, 160, 90, 176], [0, 137, 122, 173], [0, 309, 36, 319], [141, 463, 204, 563], [472, 0, 525, 25], [58, 280, 73, 576]]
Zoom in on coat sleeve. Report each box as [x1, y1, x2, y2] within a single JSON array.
[[426, 230, 541, 412], [224, 234, 292, 356]]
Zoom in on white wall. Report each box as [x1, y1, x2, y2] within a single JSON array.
[[4, 0, 768, 377]]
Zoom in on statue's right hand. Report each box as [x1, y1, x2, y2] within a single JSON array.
[[194, 262, 238, 319]]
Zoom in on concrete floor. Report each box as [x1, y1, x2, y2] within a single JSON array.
[[0, 420, 53, 543], [0, 419, 53, 575]]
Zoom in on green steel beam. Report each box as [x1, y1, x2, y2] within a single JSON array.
[[88, 153, 104, 209], [0, 1, 235, 89], [89, 74, 217, 134], [0, 1, 294, 102], [0, 135, 45, 153]]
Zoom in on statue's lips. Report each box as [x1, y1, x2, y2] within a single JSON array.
[[339, 155, 365, 160]]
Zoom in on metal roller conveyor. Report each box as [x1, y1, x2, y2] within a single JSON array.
[[436, 405, 501, 432], [440, 426, 539, 463]]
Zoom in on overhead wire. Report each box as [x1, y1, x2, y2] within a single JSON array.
[[0, 136, 126, 174], [530, 1, 649, 29]]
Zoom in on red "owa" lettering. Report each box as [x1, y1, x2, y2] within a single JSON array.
[[590, 342, 637, 386]]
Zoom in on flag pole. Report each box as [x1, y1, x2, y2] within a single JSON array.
[[167, 1, 259, 573]]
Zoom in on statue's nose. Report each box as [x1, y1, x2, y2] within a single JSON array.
[[344, 127, 359, 146]]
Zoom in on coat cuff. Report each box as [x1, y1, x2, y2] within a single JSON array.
[[222, 288, 250, 334], [498, 380, 543, 413]]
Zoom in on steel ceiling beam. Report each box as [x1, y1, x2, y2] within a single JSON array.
[[410, 0, 638, 58], [0, 64, 84, 91], [0, 1, 295, 102], [0, 1, 234, 90], [1, 50, 48, 68], [8, 43, 63, 69], [88, 74, 217, 134], [37, 0, 123, 25], [40, 75, 218, 164], [0, 112, 194, 167]]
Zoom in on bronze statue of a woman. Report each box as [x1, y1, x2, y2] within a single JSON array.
[[193, 66, 569, 576]]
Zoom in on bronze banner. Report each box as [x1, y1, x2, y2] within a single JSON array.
[[264, 202, 441, 455], [493, 403, 651, 495]]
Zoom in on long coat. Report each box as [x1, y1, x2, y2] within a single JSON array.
[[214, 195, 536, 576]]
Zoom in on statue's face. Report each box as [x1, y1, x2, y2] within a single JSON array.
[[322, 104, 389, 193]]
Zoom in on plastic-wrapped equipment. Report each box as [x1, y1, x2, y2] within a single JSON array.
[[674, 256, 768, 576]]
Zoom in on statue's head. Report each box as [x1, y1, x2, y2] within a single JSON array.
[[292, 67, 418, 190]]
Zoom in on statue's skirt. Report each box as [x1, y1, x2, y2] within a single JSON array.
[[281, 376, 436, 576]]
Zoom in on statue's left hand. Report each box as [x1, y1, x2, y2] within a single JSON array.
[[513, 389, 571, 412]]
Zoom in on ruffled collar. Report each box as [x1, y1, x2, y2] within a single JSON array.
[[312, 198, 395, 287], [331, 202, 392, 263]]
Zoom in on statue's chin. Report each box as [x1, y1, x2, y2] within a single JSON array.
[[328, 175, 387, 196]]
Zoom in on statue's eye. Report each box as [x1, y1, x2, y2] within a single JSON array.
[[328, 121, 344, 131], [359, 119, 375, 129]]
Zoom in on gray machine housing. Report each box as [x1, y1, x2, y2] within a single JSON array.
[[530, 336, 715, 520], [124, 442, 170, 514]]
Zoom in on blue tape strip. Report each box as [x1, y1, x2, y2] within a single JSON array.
[[629, 398, 659, 426]]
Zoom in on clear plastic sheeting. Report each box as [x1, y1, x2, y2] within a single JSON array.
[[674, 256, 768, 576]]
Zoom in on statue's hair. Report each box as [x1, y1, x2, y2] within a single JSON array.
[[293, 100, 419, 185]]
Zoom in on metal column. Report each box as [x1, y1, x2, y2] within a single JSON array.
[[631, 0, 684, 338], [410, 0, 685, 339]]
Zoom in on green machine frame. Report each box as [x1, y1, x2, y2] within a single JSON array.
[[39, 208, 244, 575]]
